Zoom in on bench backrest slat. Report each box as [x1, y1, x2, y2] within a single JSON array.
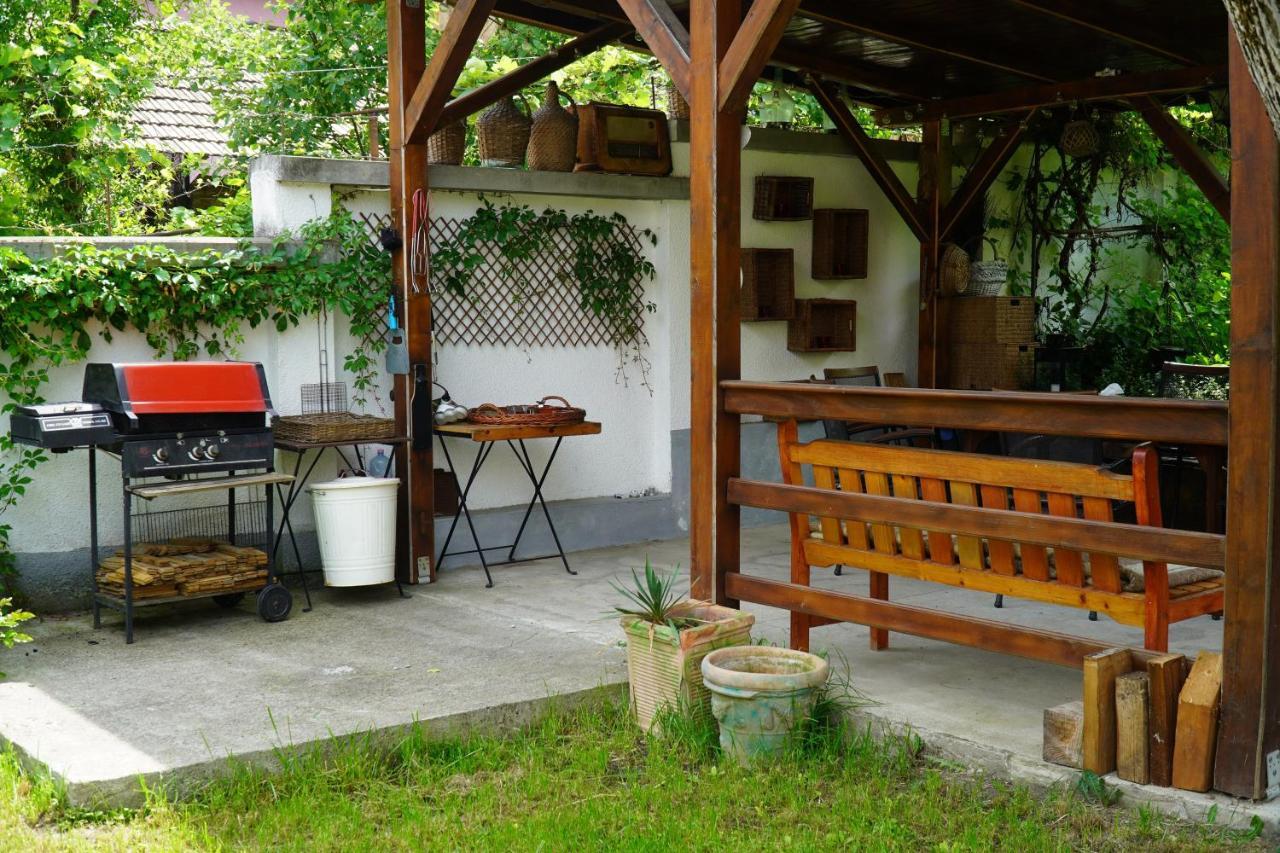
[[779, 435, 1147, 592]]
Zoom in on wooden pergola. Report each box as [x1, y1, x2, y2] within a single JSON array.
[[384, 0, 1279, 799]]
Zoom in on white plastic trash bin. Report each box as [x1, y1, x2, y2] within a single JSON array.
[[308, 476, 400, 586]]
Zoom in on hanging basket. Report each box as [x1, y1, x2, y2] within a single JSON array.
[[1060, 119, 1101, 158], [940, 244, 971, 295], [527, 82, 579, 172], [665, 79, 689, 120], [477, 95, 532, 168], [427, 119, 466, 166], [968, 260, 1009, 297], [466, 396, 586, 427]]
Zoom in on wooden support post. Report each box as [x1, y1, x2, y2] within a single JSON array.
[[616, 0, 692, 99], [940, 114, 1032, 243], [387, 0, 433, 583], [1083, 647, 1132, 774], [809, 82, 927, 242], [1116, 671, 1151, 784], [1147, 652, 1186, 787], [1131, 96, 1230, 223], [405, 0, 498, 144], [1216, 23, 1280, 800], [917, 119, 950, 389], [1175, 651, 1224, 792], [687, 0, 741, 604]]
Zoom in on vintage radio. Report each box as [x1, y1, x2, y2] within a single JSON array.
[[573, 103, 672, 176]]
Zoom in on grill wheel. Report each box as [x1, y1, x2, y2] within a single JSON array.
[[256, 584, 293, 623]]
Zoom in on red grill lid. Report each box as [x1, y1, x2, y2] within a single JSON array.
[[83, 362, 273, 415]]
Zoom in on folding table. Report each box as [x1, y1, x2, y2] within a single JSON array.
[[434, 420, 602, 586]]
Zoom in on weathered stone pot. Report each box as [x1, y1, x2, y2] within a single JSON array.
[[701, 645, 829, 765], [620, 600, 754, 732]]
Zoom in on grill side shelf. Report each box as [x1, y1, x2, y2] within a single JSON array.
[[127, 472, 295, 500]]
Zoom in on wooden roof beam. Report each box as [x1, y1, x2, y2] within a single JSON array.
[[1130, 96, 1230, 223], [941, 113, 1034, 242], [799, 0, 1059, 83], [615, 0, 692, 99], [436, 22, 632, 128], [1005, 0, 1199, 66], [718, 0, 801, 113], [405, 0, 498, 144], [810, 81, 926, 242], [874, 64, 1227, 126]]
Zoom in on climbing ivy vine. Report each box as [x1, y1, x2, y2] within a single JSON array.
[[0, 212, 390, 591]]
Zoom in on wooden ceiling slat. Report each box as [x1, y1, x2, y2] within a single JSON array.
[[874, 64, 1228, 125], [1005, 0, 1201, 66], [798, 0, 1061, 83]]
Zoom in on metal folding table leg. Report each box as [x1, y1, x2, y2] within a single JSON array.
[[273, 448, 323, 611], [436, 435, 496, 587], [507, 438, 575, 575]]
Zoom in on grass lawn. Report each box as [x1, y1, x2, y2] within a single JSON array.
[[0, 695, 1266, 852]]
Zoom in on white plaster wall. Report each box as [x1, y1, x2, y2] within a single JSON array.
[[332, 188, 676, 510]]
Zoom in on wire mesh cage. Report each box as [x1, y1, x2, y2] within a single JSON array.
[[131, 499, 271, 549], [301, 382, 349, 415]]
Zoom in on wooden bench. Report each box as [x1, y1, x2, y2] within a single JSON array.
[[775, 422, 1225, 654]]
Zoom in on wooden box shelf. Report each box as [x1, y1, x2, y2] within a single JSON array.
[[753, 176, 814, 221], [741, 248, 795, 321], [787, 298, 857, 352], [812, 208, 869, 279]]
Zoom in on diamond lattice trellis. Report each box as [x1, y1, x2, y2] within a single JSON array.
[[355, 211, 651, 349]]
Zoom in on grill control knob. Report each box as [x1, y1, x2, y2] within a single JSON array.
[[205, 444, 222, 459], [188, 446, 206, 461], [153, 447, 169, 464]]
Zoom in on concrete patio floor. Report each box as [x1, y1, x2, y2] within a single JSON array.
[[1, 523, 1274, 833]]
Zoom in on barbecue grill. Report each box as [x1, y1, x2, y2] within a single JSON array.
[[8, 361, 296, 642]]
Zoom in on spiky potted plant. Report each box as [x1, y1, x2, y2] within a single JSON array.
[[614, 561, 754, 732]]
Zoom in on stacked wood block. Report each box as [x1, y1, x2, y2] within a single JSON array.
[[96, 538, 267, 600], [947, 296, 1037, 390], [1046, 648, 1223, 793]]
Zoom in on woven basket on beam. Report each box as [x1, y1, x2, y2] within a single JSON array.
[[527, 82, 578, 172], [428, 120, 466, 165], [477, 95, 531, 168]]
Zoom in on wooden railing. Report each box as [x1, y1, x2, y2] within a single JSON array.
[[721, 382, 1228, 446], [717, 381, 1229, 667]]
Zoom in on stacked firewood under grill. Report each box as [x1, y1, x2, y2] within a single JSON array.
[[96, 538, 268, 599]]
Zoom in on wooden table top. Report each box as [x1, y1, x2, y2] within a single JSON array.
[[434, 420, 602, 442]]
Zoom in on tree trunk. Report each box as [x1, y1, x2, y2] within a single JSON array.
[[1225, 0, 1280, 140]]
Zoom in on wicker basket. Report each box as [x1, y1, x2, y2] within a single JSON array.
[[665, 79, 689, 120], [527, 82, 578, 172], [787, 298, 856, 352], [968, 259, 1009, 296], [812, 209, 869, 279], [1060, 119, 1101, 158], [741, 248, 795, 321], [467, 396, 585, 427], [753, 176, 813, 221], [477, 95, 531, 168], [427, 119, 466, 165], [940, 244, 971, 295], [950, 296, 1036, 344], [273, 412, 397, 444]]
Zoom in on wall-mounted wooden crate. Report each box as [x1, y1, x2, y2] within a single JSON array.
[[753, 176, 814, 221], [812, 208, 869, 279], [787, 298, 857, 352], [741, 248, 795, 321]]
